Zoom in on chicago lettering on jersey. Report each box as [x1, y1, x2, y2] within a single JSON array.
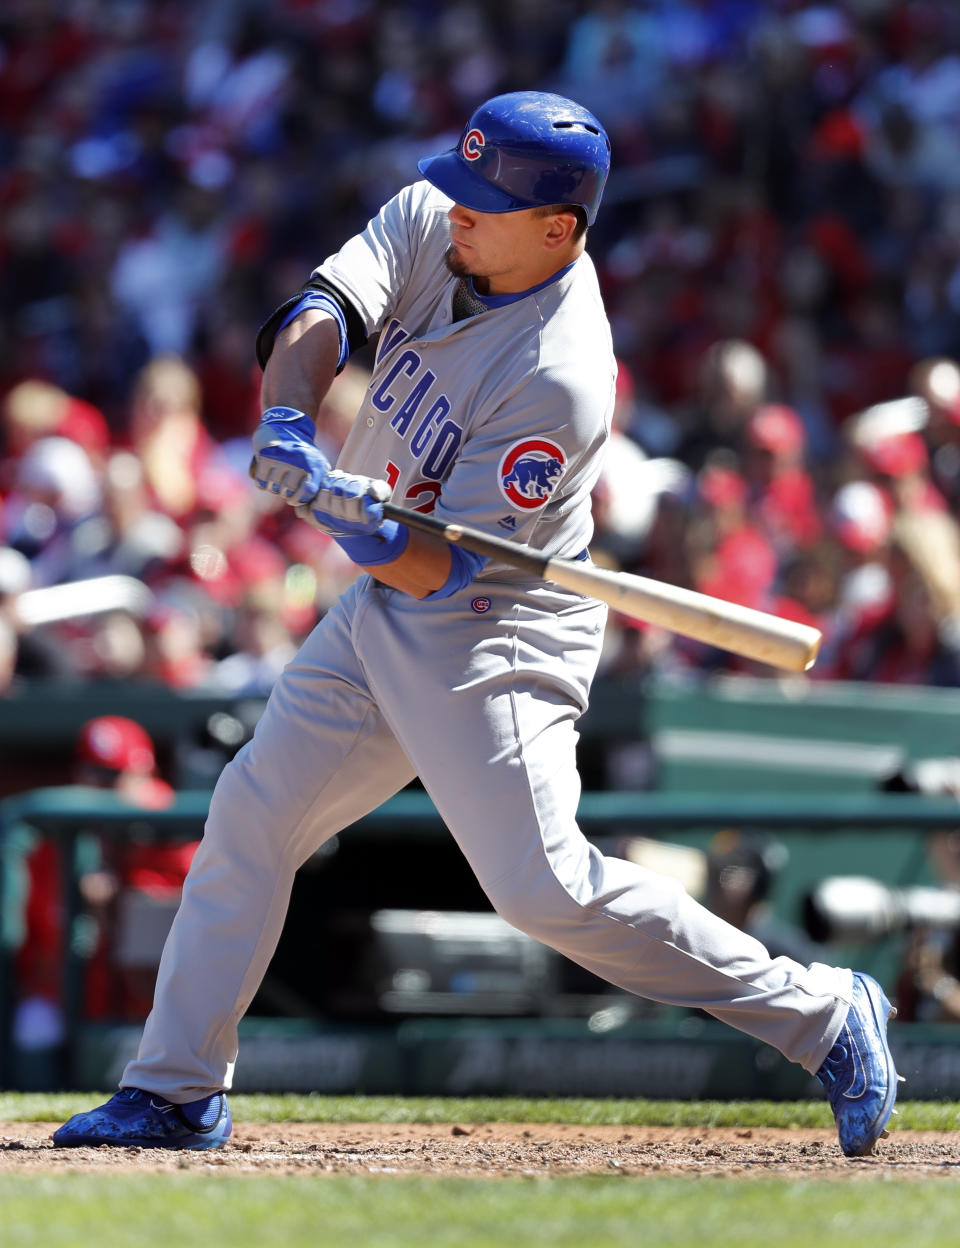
[[371, 320, 462, 480]]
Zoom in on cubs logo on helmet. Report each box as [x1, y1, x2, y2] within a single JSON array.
[[499, 438, 566, 510], [462, 128, 485, 161]]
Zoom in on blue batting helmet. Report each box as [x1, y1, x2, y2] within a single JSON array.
[[417, 92, 611, 225]]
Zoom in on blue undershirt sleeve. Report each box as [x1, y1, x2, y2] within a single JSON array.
[[422, 547, 488, 600]]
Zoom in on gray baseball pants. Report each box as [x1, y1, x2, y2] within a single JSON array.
[[122, 575, 851, 1100]]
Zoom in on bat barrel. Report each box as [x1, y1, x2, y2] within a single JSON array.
[[546, 560, 821, 673]]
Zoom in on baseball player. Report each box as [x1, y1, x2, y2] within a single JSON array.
[[54, 92, 898, 1155]]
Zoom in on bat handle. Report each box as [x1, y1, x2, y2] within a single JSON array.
[[382, 502, 550, 575]]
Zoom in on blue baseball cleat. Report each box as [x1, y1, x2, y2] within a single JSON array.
[[816, 972, 900, 1158], [52, 1088, 231, 1150]]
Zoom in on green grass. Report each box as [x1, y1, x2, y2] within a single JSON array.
[[3, 1091, 960, 1131], [2, 1174, 960, 1248], [4, 1097, 959, 1248]]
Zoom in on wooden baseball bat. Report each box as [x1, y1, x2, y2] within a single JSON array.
[[382, 502, 821, 672]]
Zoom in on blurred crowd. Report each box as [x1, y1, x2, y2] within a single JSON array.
[[4, 0, 960, 692]]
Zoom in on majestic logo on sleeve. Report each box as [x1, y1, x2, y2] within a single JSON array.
[[498, 438, 567, 510], [462, 128, 485, 161]]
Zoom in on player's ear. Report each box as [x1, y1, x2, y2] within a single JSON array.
[[542, 211, 579, 251]]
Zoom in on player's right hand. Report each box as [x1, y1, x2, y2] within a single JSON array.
[[295, 471, 392, 536], [249, 406, 330, 502]]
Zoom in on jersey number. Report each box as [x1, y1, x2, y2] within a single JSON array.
[[385, 461, 441, 514]]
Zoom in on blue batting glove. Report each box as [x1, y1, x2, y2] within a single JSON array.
[[294, 470, 392, 537], [249, 406, 330, 503], [294, 469, 409, 566]]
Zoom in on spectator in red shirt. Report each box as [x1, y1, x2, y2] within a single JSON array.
[[742, 402, 823, 554], [13, 715, 195, 1054]]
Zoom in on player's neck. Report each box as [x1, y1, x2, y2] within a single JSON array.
[[467, 259, 579, 310], [477, 241, 584, 296]]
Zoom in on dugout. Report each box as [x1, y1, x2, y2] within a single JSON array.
[[3, 785, 960, 1098], [4, 675, 960, 1097]]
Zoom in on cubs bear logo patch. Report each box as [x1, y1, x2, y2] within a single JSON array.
[[498, 438, 566, 510]]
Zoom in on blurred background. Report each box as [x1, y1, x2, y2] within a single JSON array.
[[6, 0, 960, 1099]]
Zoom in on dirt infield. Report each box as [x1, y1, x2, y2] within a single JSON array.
[[2, 1122, 959, 1178]]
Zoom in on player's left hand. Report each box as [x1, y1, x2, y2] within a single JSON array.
[[250, 406, 330, 502], [295, 470, 392, 536]]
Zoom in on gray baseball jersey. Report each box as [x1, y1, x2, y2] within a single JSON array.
[[121, 182, 853, 1102], [316, 180, 616, 573]]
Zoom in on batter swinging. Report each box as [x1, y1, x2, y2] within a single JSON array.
[[54, 92, 898, 1157]]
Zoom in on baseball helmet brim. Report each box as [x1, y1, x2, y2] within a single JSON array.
[[418, 150, 539, 214]]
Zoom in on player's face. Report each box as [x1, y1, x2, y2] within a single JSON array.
[[445, 203, 580, 295]]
